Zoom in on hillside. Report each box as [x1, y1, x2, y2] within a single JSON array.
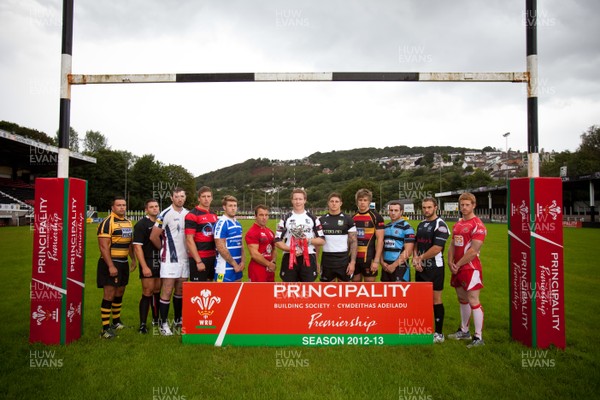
[[194, 145, 519, 210]]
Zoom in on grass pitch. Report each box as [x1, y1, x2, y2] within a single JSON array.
[[1, 220, 599, 400]]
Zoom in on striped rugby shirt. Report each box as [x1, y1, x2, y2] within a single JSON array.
[[97, 212, 133, 262], [352, 209, 385, 263]]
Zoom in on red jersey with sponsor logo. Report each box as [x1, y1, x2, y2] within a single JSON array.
[[184, 206, 218, 258], [452, 216, 487, 272], [244, 223, 275, 269]]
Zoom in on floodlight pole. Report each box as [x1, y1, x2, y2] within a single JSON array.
[[57, 0, 74, 178], [503, 132, 511, 183], [526, 0, 539, 178]]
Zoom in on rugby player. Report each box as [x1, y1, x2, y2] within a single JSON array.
[[214, 195, 245, 282], [97, 196, 136, 339], [275, 188, 325, 282], [352, 188, 384, 282], [448, 192, 488, 348], [381, 201, 415, 282], [413, 197, 450, 344], [132, 198, 161, 334], [319, 192, 357, 282], [245, 204, 277, 282], [150, 188, 189, 336]]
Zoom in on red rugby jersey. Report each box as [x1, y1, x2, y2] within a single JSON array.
[[184, 206, 218, 258]]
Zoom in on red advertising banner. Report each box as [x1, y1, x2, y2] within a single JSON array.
[[532, 178, 565, 349], [30, 178, 87, 345], [30, 178, 66, 345], [509, 178, 533, 347], [562, 220, 582, 228], [509, 177, 565, 349], [182, 282, 433, 346], [65, 178, 86, 343]]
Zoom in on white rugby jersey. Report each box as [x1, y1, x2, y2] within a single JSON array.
[[275, 210, 324, 254], [320, 212, 356, 253], [155, 205, 189, 264]]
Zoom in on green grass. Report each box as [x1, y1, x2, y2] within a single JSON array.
[[1, 221, 599, 400]]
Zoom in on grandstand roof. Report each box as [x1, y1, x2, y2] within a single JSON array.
[[0, 129, 96, 174]]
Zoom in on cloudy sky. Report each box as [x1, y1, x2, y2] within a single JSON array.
[[1, 0, 599, 176]]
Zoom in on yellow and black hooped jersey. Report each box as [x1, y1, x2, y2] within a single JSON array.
[[97, 212, 133, 261]]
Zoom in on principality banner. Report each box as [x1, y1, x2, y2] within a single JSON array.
[[30, 178, 66, 345], [182, 282, 433, 346], [508, 178, 565, 349], [65, 178, 86, 343], [30, 178, 87, 345], [532, 178, 565, 349], [509, 178, 533, 347]]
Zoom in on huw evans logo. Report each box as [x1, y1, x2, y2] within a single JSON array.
[[275, 349, 309, 367], [522, 350, 555, 368], [30, 350, 63, 368], [152, 386, 187, 400]]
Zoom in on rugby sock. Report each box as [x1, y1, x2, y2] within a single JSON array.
[[111, 296, 123, 324], [159, 298, 170, 324], [139, 295, 152, 325], [101, 299, 112, 331], [460, 301, 471, 332], [471, 304, 484, 339], [433, 303, 445, 334], [152, 292, 161, 323], [173, 294, 183, 324]]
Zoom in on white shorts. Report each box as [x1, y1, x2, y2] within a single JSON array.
[[160, 260, 190, 279]]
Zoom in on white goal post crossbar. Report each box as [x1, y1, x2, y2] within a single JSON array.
[[68, 72, 528, 84]]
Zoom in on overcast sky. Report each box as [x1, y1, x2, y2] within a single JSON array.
[[1, 0, 599, 176]]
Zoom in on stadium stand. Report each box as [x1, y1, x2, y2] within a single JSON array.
[[0, 127, 96, 226]]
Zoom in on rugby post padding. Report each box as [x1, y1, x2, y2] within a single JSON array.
[[30, 178, 87, 344], [509, 177, 565, 349], [182, 282, 433, 346]]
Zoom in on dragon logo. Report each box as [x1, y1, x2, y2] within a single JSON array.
[[537, 200, 561, 221], [32, 305, 59, 326], [511, 200, 529, 221], [67, 302, 82, 323]]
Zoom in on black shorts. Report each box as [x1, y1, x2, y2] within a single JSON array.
[[321, 253, 352, 282], [321, 266, 352, 282], [189, 257, 216, 282], [321, 252, 349, 269], [138, 258, 161, 279], [416, 267, 445, 291], [381, 264, 410, 282], [97, 259, 129, 288], [280, 253, 318, 282], [355, 259, 378, 278]]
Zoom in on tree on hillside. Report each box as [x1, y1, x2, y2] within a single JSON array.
[[540, 151, 573, 177], [0, 120, 55, 145], [83, 130, 110, 154], [128, 154, 163, 210], [539, 125, 599, 177], [72, 148, 129, 209], [162, 164, 196, 209], [576, 125, 600, 174], [341, 179, 378, 212], [464, 169, 493, 189], [579, 125, 600, 153]]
